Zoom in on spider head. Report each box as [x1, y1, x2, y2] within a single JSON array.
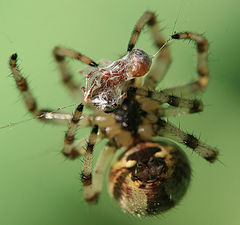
[[108, 141, 191, 216], [127, 49, 152, 78]]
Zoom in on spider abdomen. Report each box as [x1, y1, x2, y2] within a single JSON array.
[[108, 141, 191, 216]]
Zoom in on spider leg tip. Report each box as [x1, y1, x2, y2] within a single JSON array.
[[127, 44, 134, 52], [171, 34, 180, 39], [89, 62, 98, 67], [77, 104, 84, 112], [11, 53, 18, 60]]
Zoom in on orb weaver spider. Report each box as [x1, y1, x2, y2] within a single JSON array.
[[9, 11, 218, 216]]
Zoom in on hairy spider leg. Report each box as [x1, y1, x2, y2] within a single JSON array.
[[81, 125, 99, 201], [154, 119, 218, 162], [162, 32, 209, 96], [127, 11, 171, 90], [9, 53, 72, 124], [83, 141, 117, 203], [128, 87, 203, 113], [53, 47, 98, 99]]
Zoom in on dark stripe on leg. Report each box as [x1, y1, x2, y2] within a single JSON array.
[[183, 134, 199, 149], [81, 174, 92, 186]]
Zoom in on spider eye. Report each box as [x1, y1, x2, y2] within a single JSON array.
[[128, 49, 152, 77], [108, 141, 191, 216]]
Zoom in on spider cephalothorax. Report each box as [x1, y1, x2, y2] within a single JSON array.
[[8, 11, 218, 217], [113, 92, 146, 135]]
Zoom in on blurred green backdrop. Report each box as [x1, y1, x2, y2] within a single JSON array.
[[0, 0, 239, 225]]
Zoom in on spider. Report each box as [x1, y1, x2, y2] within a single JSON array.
[[9, 11, 218, 216]]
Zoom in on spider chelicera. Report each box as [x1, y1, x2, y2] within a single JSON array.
[[9, 11, 218, 216]]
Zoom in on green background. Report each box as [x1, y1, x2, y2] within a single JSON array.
[[0, 0, 239, 224]]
